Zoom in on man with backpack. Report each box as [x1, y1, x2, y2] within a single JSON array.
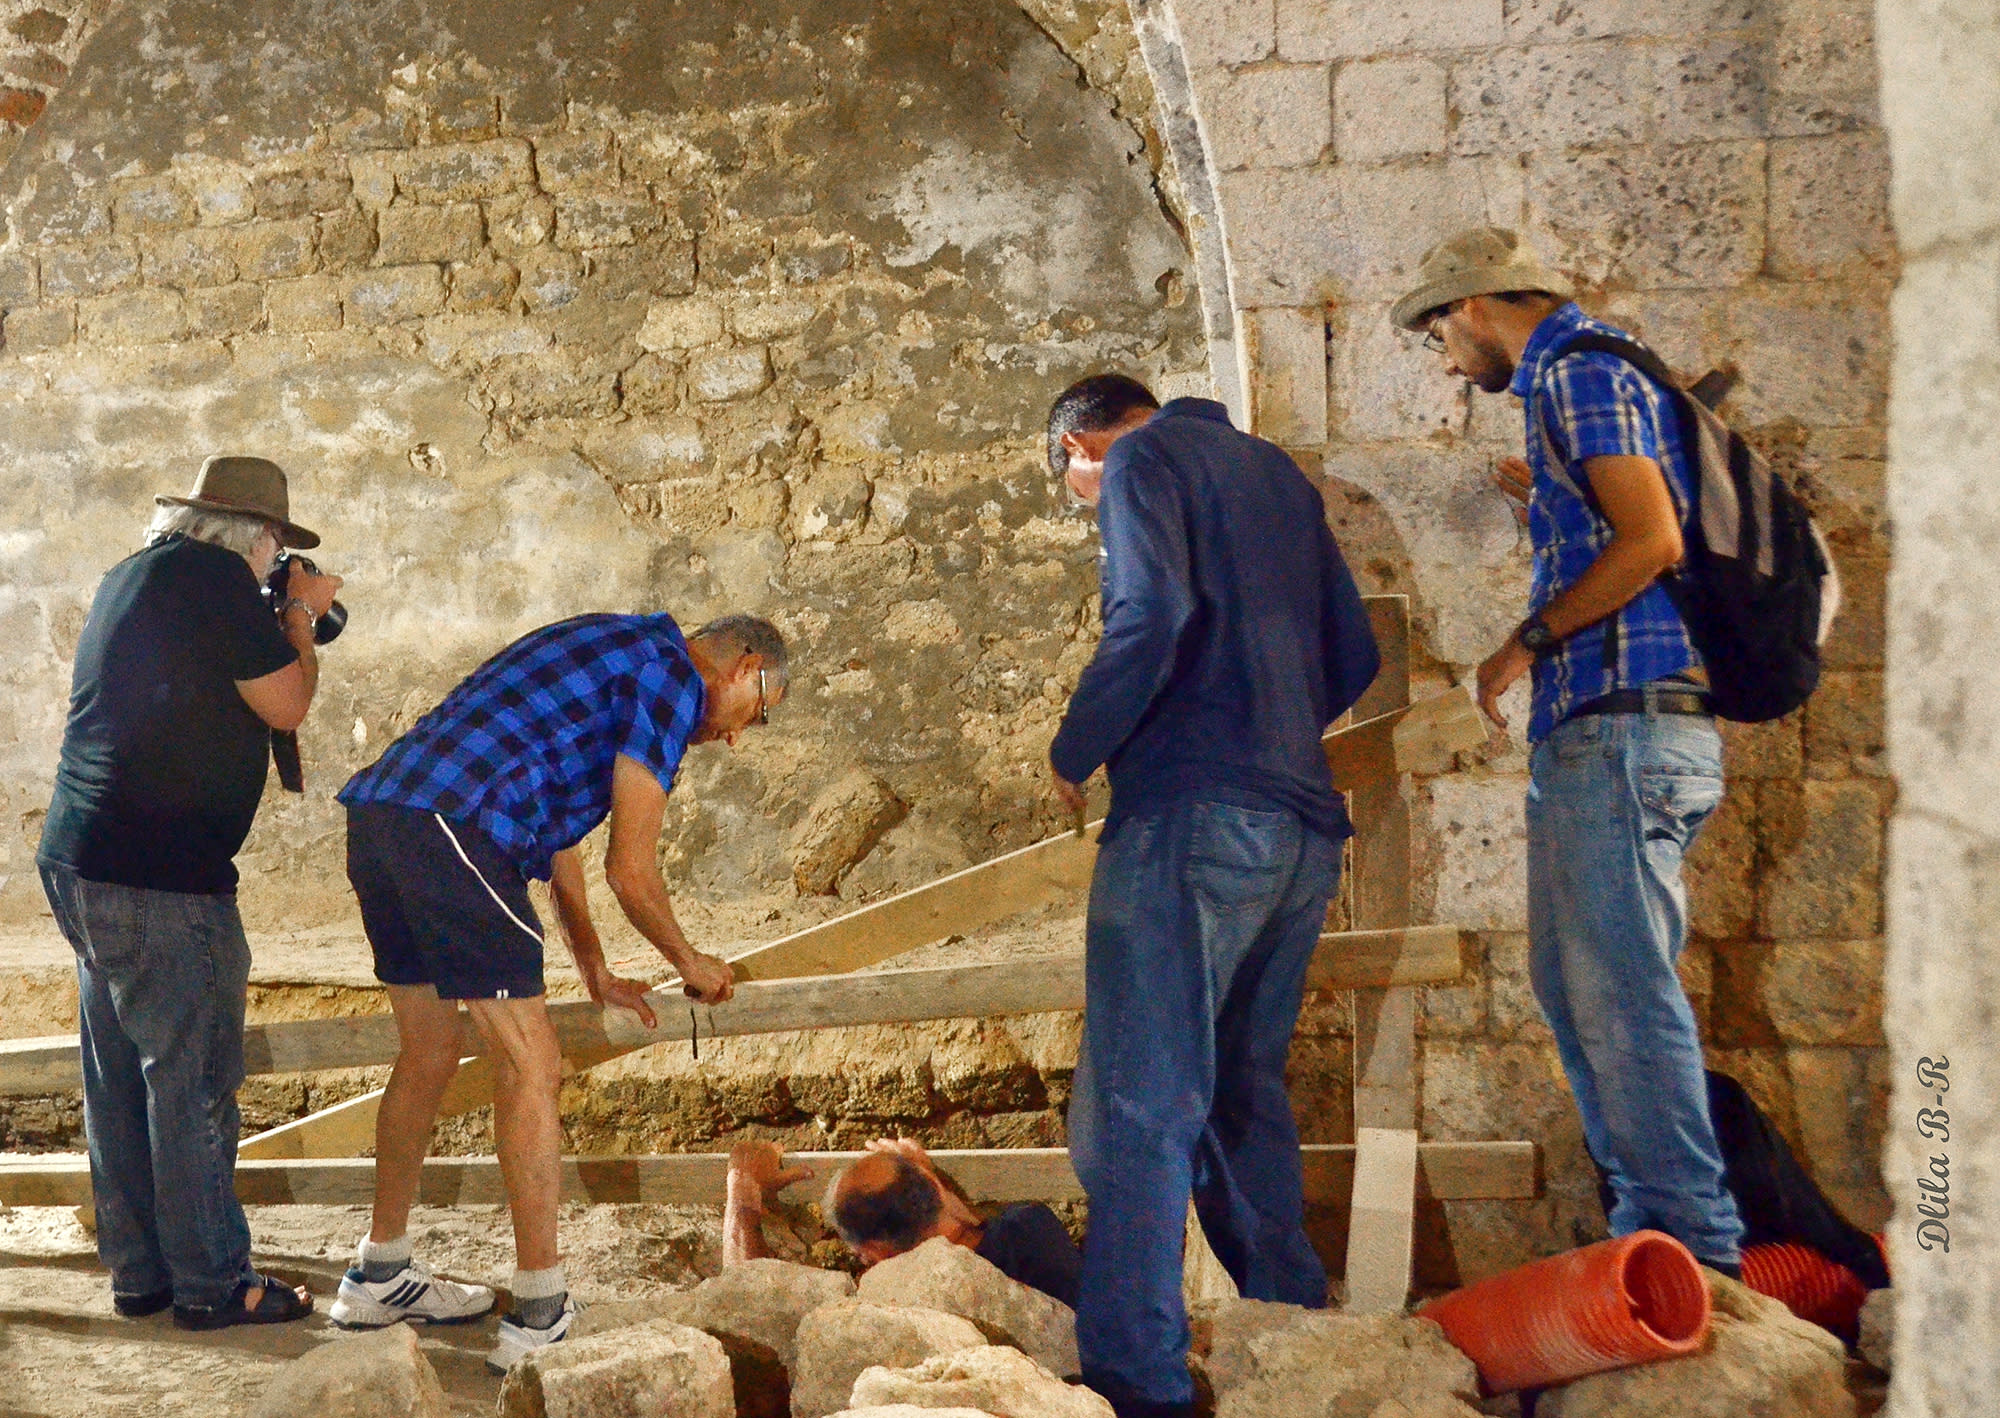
[[1392, 226, 1750, 1275]]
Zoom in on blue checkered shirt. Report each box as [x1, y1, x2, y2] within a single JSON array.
[[1512, 303, 1702, 743], [338, 614, 705, 880]]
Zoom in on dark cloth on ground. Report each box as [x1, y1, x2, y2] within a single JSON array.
[[975, 1201, 1082, 1308], [39, 535, 296, 893]]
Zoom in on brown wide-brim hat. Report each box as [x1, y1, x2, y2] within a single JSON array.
[[156, 454, 320, 548], [1389, 226, 1575, 332]]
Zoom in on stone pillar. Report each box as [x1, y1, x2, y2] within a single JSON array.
[[1877, 0, 2000, 1410]]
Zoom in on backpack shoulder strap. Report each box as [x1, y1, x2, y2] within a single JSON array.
[[1532, 330, 1695, 524]]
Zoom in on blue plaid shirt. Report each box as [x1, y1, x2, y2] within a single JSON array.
[[339, 614, 705, 880], [1512, 303, 1702, 742]]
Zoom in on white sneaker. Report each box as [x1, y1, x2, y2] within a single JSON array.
[[485, 1298, 576, 1374], [327, 1258, 495, 1328]]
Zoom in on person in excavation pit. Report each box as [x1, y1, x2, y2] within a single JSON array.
[[725, 1138, 1082, 1306]]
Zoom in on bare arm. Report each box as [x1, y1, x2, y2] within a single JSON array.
[[605, 753, 735, 1005], [234, 562, 341, 731], [724, 1142, 815, 1267]]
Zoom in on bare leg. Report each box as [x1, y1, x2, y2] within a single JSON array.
[[370, 984, 466, 1244], [465, 996, 564, 1271]]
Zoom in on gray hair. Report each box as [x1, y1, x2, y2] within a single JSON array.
[[146, 503, 276, 558], [690, 614, 790, 686]]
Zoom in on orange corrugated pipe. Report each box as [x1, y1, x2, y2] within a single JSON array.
[[1740, 1243, 1871, 1339], [1420, 1231, 1712, 1394]]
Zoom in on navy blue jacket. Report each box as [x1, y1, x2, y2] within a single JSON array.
[[1049, 399, 1380, 839]]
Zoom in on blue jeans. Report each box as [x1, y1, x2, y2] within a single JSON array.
[[39, 863, 256, 1308], [1526, 712, 1745, 1264], [1069, 799, 1342, 1410]]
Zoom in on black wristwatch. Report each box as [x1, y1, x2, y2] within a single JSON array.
[[1517, 611, 1558, 656]]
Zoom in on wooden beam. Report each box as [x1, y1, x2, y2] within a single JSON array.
[[1323, 686, 1487, 791], [0, 927, 1470, 1098], [1342, 1127, 1419, 1313], [0, 1142, 1538, 1209]]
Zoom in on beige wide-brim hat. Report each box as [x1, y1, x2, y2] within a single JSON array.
[[156, 454, 320, 548], [1389, 226, 1575, 332]]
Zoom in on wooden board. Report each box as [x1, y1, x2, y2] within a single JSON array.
[[1342, 1127, 1419, 1314], [0, 1141, 1539, 1209], [0, 927, 1470, 1097], [1323, 687, 1486, 792]]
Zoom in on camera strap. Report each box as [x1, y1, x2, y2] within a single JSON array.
[[272, 729, 304, 793]]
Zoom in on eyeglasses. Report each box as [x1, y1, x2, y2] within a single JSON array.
[[756, 667, 769, 727], [1419, 301, 1461, 354]]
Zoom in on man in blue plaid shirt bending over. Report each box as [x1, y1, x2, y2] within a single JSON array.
[[328, 611, 786, 1368], [1393, 229, 1745, 1276]]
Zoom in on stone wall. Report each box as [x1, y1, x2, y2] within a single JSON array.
[[0, 0, 1204, 931], [0, 0, 106, 165], [1876, 0, 2000, 1409], [1153, 0, 1895, 1269]]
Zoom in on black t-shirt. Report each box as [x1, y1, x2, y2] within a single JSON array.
[[39, 536, 297, 893], [975, 1202, 1082, 1308]]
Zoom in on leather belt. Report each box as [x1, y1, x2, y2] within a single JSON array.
[[1570, 685, 1713, 719]]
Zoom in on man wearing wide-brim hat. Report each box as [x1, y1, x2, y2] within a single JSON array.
[[37, 455, 343, 1330], [1392, 228, 1747, 1275]]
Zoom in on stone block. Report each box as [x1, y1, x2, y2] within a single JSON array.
[[1757, 779, 1886, 939], [1784, 1044, 1890, 1229], [780, 239, 852, 284], [1335, 162, 1494, 300], [252, 168, 352, 218], [702, 232, 771, 287], [1420, 778, 1525, 931], [791, 1300, 987, 1418], [1178, 0, 1274, 68], [534, 130, 618, 190], [856, 1237, 1079, 1377], [496, 1318, 733, 1418], [396, 139, 535, 203], [616, 356, 685, 415], [589, 234, 698, 300], [420, 313, 551, 365], [79, 288, 188, 345], [344, 265, 446, 326], [7, 10, 69, 44], [429, 93, 500, 144], [233, 219, 320, 281], [1714, 936, 1884, 1047], [0, 85, 47, 126], [1819, 549, 1883, 672], [1686, 785, 1757, 940], [1329, 299, 1465, 440], [691, 344, 772, 402], [554, 192, 661, 249], [1651, 37, 1767, 142], [1720, 714, 1803, 780], [519, 249, 584, 310], [376, 202, 485, 265], [1772, 0, 1880, 119], [317, 207, 379, 268], [266, 274, 344, 333], [477, 350, 621, 418], [42, 240, 140, 299], [1190, 1302, 1481, 1416], [1204, 65, 1330, 170], [142, 228, 238, 289], [331, 107, 418, 151], [0, 252, 35, 305], [112, 177, 195, 233], [1449, 41, 1647, 156], [447, 255, 519, 312], [1721, 282, 1889, 427], [792, 770, 909, 894], [1804, 670, 1883, 779], [349, 152, 400, 210], [1538, 1273, 1851, 1417], [731, 295, 817, 341], [185, 282, 265, 339], [1216, 166, 1341, 307], [1857, 1286, 1891, 1372], [852, 1346, 1112, 1418], [1768, 133, 1894, 280], [1, 303, 74, 352], [189, 167, 256, 226], [1334, 58, 1446, 162], [728, 169, 816, 220], [1276, 0, 1503, 62], [1502, 0, 1757, 40], [1243, 306, 1326, 446], [1481, 932, 1552, 1042], [245, 1323, 448, 1418], [1529, 141, 1766, 289], [638, 296, 725, 352]]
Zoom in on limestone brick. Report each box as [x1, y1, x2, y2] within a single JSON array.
[[1723, 281, 1889, 428], [1650, 36, 1767, 143], [637, 295, 725, 352], [729, 295, 817, 342], [141, 228, 238, 289], [420, 312, 552, 365], [1784, 1044, 1890, 1228], [1713, 936, 1885, 1047], [1175, 0, 1275, 69], [1276, 0, 1503, 62], [264, 274, 343, 333], [1804, 670, 1884, 779], [1720, 714, 1803, 781], [1203, 65, 1330, 170], [780, 238, 851, 284], [701, 232, 771, 287], [616, 354, 685, 414], [0, 252, 35, 305], [395, 138, 535, 203], [1770, 0, 1881, 136], [445, 254, 518, 312], [1422, 778, 1526, 932], [1449, 41, 1648, 156], [1330, 300, 1465, 439], [79, 288, 188, 345], [1687, 783, 1757, 939], [1502, 0, 1757, 41], [728, 169, 816, 220], [519, 248, 584, 310], [232, 219, 319, 282], [1333, 57, 1445, 162], [184, 282, 264, 339], [1217, 167, 1339, 308], [253, 168, 353, 218], [1, 302, 72, 351], [1757, 778, 1887, 939], [1334, 161, 1493, 300], [343, 264, 446, 326], [534, 130, 617, 190], [331, 107, 418, 152], [375, 202, 484, 265], [488, 192, 557, 251], [1768, 132, 1895, 280], [1529, 141, 1767, 289], [348, 152, 399, 210], [316, 207, 379, 269], [554, 192, 661, 250], [1242, 306, 1325, 445], [41, 239, 139, 299], [112, 176, 194, 234], [429, 95, 500, 146], [186, 167, 255, 226]]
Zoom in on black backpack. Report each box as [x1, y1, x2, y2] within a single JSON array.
[[1538, 332, 1840, 723]]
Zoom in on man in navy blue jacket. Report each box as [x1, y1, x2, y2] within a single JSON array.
[[1046, 375, 1379, 1418]]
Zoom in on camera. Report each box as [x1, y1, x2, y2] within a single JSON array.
[[264, 550, 348, 645]]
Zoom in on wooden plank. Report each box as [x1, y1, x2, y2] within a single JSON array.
[[0, 1142, 1539, 1209], [235, 1059, 497, 1161], [1323, 687, 1486, 792], [0, 928, 1470, 1098], [1343, 1126, 1418, 1313]]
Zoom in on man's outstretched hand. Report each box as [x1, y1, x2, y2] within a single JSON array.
[[728, 1141, 815, 1213], [584, 961, 660, 1030], [678, 949, 736, 1006]]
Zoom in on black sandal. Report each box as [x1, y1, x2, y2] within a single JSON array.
[[113, 1287, 173, 1318], [172, 1272, 314, 1330]]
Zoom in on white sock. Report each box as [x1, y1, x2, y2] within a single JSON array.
[[357, 1233, 413, 1281], [511, 1265, 568, 1329]]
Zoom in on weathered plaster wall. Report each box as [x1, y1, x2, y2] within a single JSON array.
[[1153, 0, 1895, 1274], [1877, 0, 2000, 1408], [0, 0, 1205, 931]]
